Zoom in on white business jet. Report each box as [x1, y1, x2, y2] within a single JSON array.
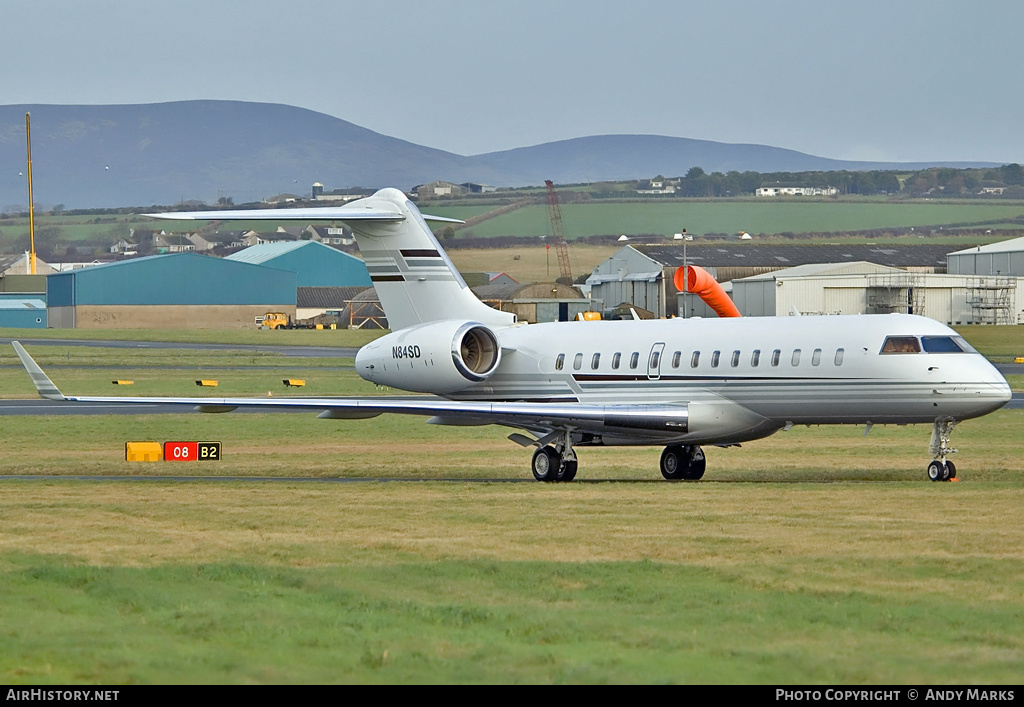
[[13, 188, 1011, 482]]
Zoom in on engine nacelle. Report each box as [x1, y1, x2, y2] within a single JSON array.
[[355, 320, 502, 393]]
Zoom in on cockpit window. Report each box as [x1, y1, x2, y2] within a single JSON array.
[[880, 336, 921, 354], [922, 336, 974, 354]]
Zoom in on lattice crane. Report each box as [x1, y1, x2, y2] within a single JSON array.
[[544, 180, 572, 283]]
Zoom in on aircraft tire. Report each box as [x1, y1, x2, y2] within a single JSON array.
[[660, 445, 686, 480], [944, 460, 957, 480], [927, 460, 947, 482], [682, 445, 706, 480], [557, 460, 578, 482], [532, 446, 561, 482]]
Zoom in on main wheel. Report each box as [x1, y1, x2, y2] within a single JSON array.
[[660, 446, 686, 480], [682, 445, 706, 480], [532, 446, 561, 482], [927, 460, 947, 482], [944, 460, 957, 480], [557, 459, 578, 482]]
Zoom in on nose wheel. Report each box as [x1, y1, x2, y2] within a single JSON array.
[[927, 419, 959, 482]]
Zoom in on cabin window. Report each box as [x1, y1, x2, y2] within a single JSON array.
[[650, 351, 661, 368], [711, 351, 720, 368], [573, 353, 583, 370], [811, 348, 821, 366], [731, 350, 740, 367], [751, 349, 761, 367], [672, 351, 682, 368], [834, 348, 845, 365], [612, 353, 621, 369], [591, 353, 601, 369], [691, 351, 700, 368], [771, 349, 781, 366], [791, 349, 801, 366], [922, 336, 973, 353], [629, 352, 640, 369], [555, 354, 564, 371], [881, 336, 921, 354]]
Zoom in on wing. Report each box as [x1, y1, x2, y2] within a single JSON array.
[[12, 342, 688, 439]]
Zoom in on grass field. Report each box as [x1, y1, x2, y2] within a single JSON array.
[[427, 201, 1024, 239], [0, 330, 1021, 684], [3, 199, 1024, 252]]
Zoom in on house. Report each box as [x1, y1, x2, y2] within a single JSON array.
[[304, 225, 354, 246], [187, 232, 236, 252], [636, 179, 677, 195], [151, 232, 196, 254], [109, 238, 137, 254], [756, 183, 838, 197]]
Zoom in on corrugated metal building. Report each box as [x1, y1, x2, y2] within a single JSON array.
[[46, 252, 296, 329], [947, 236, 1024, 276], [588, 243, 967, 319], [730, 262, 904, 317], [225, 241, 371, 288], [0, 296, 47, 328], [728, 265, 1023, 324]]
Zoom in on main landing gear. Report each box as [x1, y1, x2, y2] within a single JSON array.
[[531, 445, 577, 482], [531, 429, 578, 482], [659, 445, 706, 481], [927, 418, 959, 482]]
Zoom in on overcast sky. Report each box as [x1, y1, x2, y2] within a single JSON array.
[[3, 0, 1022, 164]]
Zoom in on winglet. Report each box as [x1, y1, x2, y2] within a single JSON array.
[[12, 342, 66, 400]]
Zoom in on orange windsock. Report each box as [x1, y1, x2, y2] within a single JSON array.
[[673, 265, 741, 318]]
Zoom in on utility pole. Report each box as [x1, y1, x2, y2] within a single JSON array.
[[25, 113, 37, 275]]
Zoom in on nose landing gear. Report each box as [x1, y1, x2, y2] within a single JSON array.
[[927, 418, 959, 482]]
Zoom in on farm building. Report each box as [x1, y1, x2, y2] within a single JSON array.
[[46, 252, 296, 329], [587, 243, 964, 319], [225, 240, 371, 288], [473, 282, 590, 323]]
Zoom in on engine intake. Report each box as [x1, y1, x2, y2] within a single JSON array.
[[452, 323, 500, 382]]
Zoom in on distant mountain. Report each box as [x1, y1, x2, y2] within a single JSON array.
[[0, 101, 1003, 209]]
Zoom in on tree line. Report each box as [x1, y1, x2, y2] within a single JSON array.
[[612, 163, 1024, 199]]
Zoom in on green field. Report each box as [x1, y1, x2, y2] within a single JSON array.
[[0, 331, 1021, 684], [3, 199, 1024, 253], [426, 200, 1024, 239]]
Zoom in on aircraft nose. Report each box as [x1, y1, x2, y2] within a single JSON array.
[[977, 380, 1012, 414]]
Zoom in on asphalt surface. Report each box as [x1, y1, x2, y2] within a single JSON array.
[[0, 337, 359, 358]]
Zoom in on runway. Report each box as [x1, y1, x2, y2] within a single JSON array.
[[0, 337, 359, 359]]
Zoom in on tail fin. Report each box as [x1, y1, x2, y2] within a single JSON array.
[[148, 188, 515, 331], [342, 189, 515, 330]]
